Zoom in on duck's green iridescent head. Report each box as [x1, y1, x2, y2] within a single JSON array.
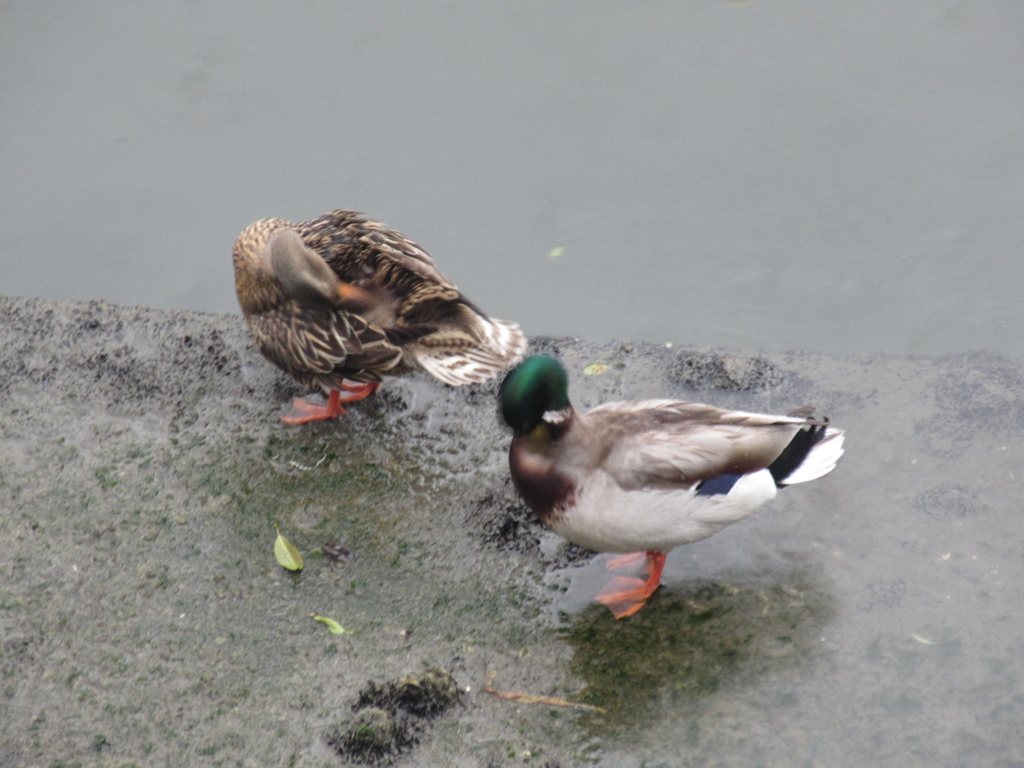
[[501, 355, 570, 434]]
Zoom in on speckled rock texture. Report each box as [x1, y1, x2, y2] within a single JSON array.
[[2, 296, 1022, 767]]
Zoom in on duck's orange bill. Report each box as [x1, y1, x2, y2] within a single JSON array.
[[337, 282, 373, 312]]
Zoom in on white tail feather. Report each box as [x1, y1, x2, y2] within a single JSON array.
[[413, 317, 527, 386], [781, 429, 846, 485]]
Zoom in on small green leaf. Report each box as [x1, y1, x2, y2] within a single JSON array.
[[310, 614, 354, 634], [583, 363, 609, 376], [549, 246, 565, 259], [274, 525, 303, 571]]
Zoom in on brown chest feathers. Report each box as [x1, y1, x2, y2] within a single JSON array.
[[509, 433, 577, 526]]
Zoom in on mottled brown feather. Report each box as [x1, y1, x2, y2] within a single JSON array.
[[232, 210, 526, 393]]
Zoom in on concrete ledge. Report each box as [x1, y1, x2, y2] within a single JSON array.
[[2, 296, 1020, 766]]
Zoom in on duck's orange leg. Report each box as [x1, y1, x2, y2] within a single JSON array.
[[595, 551, 667, 619], [282, 389, 348, 424], [280, 382, 381, 425], [339, 380, 380, 399], [605, 552, 649, 571]]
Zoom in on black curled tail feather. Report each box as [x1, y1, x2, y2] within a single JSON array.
[[769, 421, 829, 487]]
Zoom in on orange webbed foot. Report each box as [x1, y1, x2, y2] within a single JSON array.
[[280, 383, 382, 424], [595, 552, 667, 619], [339, 380, 381, 402], [281, 390, 348, 424]]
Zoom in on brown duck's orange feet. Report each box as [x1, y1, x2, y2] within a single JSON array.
[[281, 390, 349, 424], [595, 551, 667, 619], [280, 384, 382, 425], [340, 380, 381, 400]]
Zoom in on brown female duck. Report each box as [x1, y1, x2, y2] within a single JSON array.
[[233, 209, 527, 424]]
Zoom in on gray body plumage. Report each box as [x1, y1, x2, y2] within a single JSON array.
[[511, 398, 845, 554]]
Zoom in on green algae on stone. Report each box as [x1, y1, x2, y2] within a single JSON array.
[[564, 579, 831, 726]]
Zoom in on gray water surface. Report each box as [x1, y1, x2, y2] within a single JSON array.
[[3, 2, 1023, 356]]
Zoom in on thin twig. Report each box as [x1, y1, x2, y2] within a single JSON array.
[[482, 671, 605, 713]]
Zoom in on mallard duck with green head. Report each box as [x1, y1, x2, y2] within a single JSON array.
[[501, 356, 845, 618], [233, 210, 527, 424]]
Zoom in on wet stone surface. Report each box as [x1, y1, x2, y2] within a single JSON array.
[[2, 296, 1024, 767]]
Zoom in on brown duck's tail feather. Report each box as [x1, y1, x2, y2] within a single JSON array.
[[412, 316, 527, 386], [383, 324, 437, 347]]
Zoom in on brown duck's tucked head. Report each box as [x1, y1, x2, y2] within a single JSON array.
[[233, 221, 371, 315], [266, 229, 342, 310]]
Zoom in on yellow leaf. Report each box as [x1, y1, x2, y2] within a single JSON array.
[[583, 363, 609, 376], [310, 614, 354, 634], [274, 525, 303, 571], [549, 246, 565, 259]]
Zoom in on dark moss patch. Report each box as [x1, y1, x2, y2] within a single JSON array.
[[932, 352, 1024, 436], [913, 483, 983, 520], [469, 480, 596, 569], [668, 348, 782, 391], [1, 635, 44, 676], [326, 669, 461, 765], [458, 376, 504, 407], [547, 541, 596, 569], [860, 578, 908, 612], [520, 337, 572, 357], [355, 668, 461, 718], [564, 579, 829, 726], [471, 481, 541, 556], [326, 707, 413, 766]]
